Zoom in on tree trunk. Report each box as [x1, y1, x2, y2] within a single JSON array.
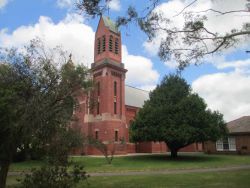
[[170, 148, 178, 158], [0, 161, 10, 188]]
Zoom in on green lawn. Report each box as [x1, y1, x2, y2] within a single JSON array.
[[7, 170, 250, 188], [9, 153, 250, 173], [7, 154, 250, 188], [80, 169, 250, 188]]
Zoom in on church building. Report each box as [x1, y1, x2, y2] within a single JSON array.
[[73, 16, 202, 155]]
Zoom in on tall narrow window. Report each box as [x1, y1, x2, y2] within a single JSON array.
[[97, 82, 100, 96], [114, 101, 117, 114], [97, 38, 101, 54], [114, 81, 117, 96], [97, 101, 100, 114], [95, 131, 99, 140], [115, 130, 118, 142], [109, 35, 113, 52], [115, 38, 119, 54], [102, 35, 106, 52]]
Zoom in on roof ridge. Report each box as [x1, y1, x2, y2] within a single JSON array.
[[227, 115, 250, 124], [125, 85, 150, 93]]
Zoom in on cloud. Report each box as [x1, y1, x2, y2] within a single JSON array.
[[192, 71, 250, 122], [122, 45, 159, 89], [0, 14, 158, 89], [107, 0, 121, 11], [215, 59, 250, 71], [0, 13, 95, 66], [56, 0, 74, 9], [0, 0, 9, 9], [143, 0, 250, 68]]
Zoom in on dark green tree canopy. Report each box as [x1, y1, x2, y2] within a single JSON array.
[[130, 74, 227, 157]]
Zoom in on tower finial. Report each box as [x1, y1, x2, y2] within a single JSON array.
[[107, 0, 110, 16]]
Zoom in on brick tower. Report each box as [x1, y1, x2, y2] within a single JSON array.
[[84, 16, 128, 154]]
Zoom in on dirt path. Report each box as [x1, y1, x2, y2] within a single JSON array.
[[89, 165, 250, 176], [8, 165, 250, 177]]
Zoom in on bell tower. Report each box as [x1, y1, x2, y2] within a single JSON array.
[[85, 16, 128, 154], [94, 16, 122, 64]]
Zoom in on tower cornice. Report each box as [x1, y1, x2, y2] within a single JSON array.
[[91, 59, 127, 73]]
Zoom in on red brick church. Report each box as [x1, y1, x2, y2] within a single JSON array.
[[73, 16, 202, 155]]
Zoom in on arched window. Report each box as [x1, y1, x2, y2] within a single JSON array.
[[115, 38, 119, 54], [97, 101, 100, 115], [109, 35, 113, 52], [95, 131, 99, 140], [97, 82, 100, 96], [115, 130, 118, 142], [102, 35, 106, 52], [114, 100, 117, 114], [114, 81, 117, 96], [97, 38, 101, 54]]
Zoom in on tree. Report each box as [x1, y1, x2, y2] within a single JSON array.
[[130, 74, 227, 158], [0, 39, 92, 188], [87, 136, 125, 164], [77, 0, 250, 70]]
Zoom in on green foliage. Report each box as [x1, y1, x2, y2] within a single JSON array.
[[17, 164, 88, 188], [0, 39, 92, 187], [130, 74, 227, 157]]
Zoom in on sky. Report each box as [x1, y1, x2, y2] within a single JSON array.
[[0, 0, 250, 122]]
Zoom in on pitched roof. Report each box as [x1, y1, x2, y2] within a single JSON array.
[[227, 116, 250, 134], [125, 85, 149, 108], [102, 16, 119, 34]]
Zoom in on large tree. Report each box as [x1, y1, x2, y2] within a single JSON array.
[[130, 75, 227, 158], [0, 39, 92, 188], [77, 0, 250, 70]]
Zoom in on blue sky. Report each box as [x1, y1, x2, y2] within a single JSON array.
[[0, 0, 250, 121]]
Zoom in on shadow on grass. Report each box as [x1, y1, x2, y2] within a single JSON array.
[[123, 153, 224, 163]]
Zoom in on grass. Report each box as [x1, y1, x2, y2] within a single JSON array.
[[9, 153, 250, 173], [79, 169, 250, 188], [7, 154, 250, 188], [75, 153, 250, 172], [7, 169, 250, 188]]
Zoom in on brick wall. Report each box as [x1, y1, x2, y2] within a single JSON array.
[[204, 134, 250, 154]]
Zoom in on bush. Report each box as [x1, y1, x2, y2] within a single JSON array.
[[17, 165, 89, 188]]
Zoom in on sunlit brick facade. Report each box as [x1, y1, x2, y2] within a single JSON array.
[[72, 16, 202, 155]]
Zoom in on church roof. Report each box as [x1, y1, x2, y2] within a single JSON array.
[[125, 85, 149, 108], [102, 16, 119, 34], [227, 116, 250, 134]]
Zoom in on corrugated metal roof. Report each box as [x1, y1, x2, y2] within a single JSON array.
[[227, 116, 250, 133], [102, 16, 119, 34], [125, 85, 149, 108]]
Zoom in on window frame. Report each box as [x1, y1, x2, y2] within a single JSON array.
[[115, 130, 118, 142], [102, 35, 106, 52], [109, 35, 113, 52], [95, 130, 99, 140], [97, 38, 101, 54], [114, 81, 117, 97], [216, 137, 236, 151], [115, 38, 119, 54]]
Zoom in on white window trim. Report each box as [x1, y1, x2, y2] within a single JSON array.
[[216, 137, 236, 151]]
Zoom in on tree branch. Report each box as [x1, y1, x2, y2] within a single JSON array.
[[194, 9, 250, 15], [173, 0, 198, 17], [206, 31, 250, 54]]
